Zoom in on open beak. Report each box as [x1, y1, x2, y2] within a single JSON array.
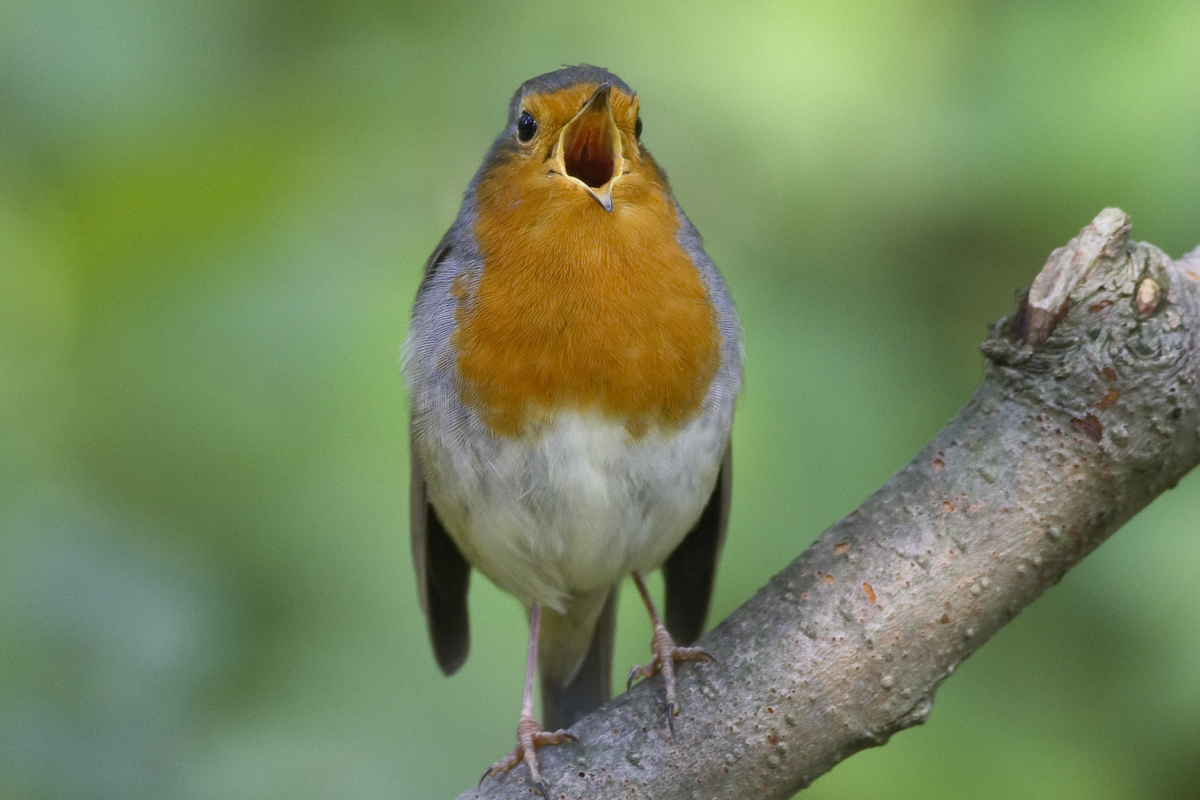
[[554, 83, 625, 212]]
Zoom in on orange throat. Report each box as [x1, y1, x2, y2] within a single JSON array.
[[452, 167, 721, 438]]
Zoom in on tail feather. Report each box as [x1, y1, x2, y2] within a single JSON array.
[[540, 590, 617, 730]]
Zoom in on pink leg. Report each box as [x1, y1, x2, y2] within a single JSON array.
[[480, 604, 579, 799], [626, 573, 717, 738]]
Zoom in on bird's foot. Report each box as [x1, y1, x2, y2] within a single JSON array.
[[626, 621, 717, 738], [480, 711, 580, 799]]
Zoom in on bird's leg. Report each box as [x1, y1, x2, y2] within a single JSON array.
[[480, 603, 579, 799], [626, 572, 717, 738]]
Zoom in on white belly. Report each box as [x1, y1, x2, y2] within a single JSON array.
[[419, 411, 727, 614]]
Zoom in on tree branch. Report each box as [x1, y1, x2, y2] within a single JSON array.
[[461, 208, 1200, 800]]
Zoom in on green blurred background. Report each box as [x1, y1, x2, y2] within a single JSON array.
[[2, 1, 1199, 798]]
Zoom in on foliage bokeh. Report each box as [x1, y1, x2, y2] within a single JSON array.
[[2, 1, 1199, 798]]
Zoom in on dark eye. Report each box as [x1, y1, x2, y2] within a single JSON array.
[[517, 111, 537, 142], [635, 116, 643, 139]]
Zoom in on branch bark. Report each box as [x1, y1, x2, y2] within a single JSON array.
[[461, 208, 1200, 800]]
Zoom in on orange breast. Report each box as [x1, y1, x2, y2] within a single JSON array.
[[452, 159, 721, 437]]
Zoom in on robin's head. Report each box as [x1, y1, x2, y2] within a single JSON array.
[[478, 66, 666, 215]]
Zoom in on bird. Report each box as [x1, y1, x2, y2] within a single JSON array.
[[404, 65, 742, 797]]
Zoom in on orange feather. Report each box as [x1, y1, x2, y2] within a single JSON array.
[[451, 84, 721, 437]]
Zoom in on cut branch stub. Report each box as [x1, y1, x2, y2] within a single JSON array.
[[983, 207, 1198, 486], [1015, 207, 1133, 346], [462, 209, 1200, 800]]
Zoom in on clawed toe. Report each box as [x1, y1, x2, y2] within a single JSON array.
[[555, 730, 582, 746], [480, 714, 581, 794], [627, 630, 718, 736], [681, 646, 718, 666], [626, 661, 656, 691]]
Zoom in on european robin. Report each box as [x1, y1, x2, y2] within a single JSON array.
[[405, 65, 742, 796]]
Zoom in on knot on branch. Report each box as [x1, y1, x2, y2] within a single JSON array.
[[980, 207, 1190, 373], [977, 207, 1199, 482], [989, 207, 1132, 354]]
